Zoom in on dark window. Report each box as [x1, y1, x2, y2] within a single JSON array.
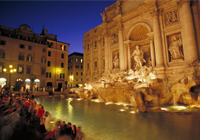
[[81, 72, 83, 76], [60, 73, 65, 79], [87, 44, 89, 50], [28, 46, 32, 50], [95, 61, 97, 68], [76, 65, 79, 69], [41, 68, 45, 75], [76, 72, 78, 76], [0, 50, 5, 58], [43, 48, 46, 53], [47, 61, 51, 67], [48, 51, 51, 56], [61, 53, 64, 58], [0, 40, 6, 45], [95, 41, 97, 47], [81, 65, 83, 69], [46, 72, 51, 78], [61, 63, 64, 68], [19, 44, 25, 49], [87, 63, 89, 69], [68, 66, 70, 69], [26, 67, 31, 74], [18, 54, 24, 61]]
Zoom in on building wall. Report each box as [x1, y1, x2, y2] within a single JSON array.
[[68, 52, 83, 88], [82, 0, 200, 83], [0, 24, 69, 91]]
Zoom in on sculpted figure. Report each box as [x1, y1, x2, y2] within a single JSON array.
[[169, 36, 183, 60], [113, 52, 119, 69], [116, 1, 121, 15], [100, 12, 106, 22], [131, 46, 146, 70]]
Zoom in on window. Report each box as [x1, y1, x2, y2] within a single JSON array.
[[81, 65, 83, 69], [60, 73, 65, 79], [103, 38, 105, 45], [28, 46, 32, 50], [76, 72, 78, 76], [41, 68, 45, 75], [61, 45, 66, 51], [95, 41, 97, 47], [18, 66, 24, 74], [48, 51, 51, 56], [0, 50, 5, 58], [95, 61, 97, 68], [87, 63, 89, 69], [19, 44, 25, 49], [68, 66, 70, 69], [103, 59, 105, 68], [71, 65, 72, 69], [46, 72, 51, 78], [41, 57, 46, 63], [61, 53, 64, 59], [76, 79, 78, 81], [26, 67, 31, 74], [81, 59, 83, 63], [81, 72, 83, 76], [18, 54, 24, 61], [47, 61, 51, 67], [87, 44, 89, 50], [27, 55, 32, 62], [0, 65, 3, 73], [61, 63, 64, 68], [0, 40, 6, 45], [42, 48, 46, 53], [76, 65, 79, 69], [76, 58, 78, 62]]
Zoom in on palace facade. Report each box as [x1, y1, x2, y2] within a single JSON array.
[[0, 24, 69, 91], [82, 0, 200, 83]]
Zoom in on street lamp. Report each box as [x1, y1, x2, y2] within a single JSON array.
[[3, 65, 17, 88]]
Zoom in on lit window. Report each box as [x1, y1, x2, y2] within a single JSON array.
[[81, 59, 83, 63], [18, 66, 24, 74], [27, 55, 32, 62], [76, 58, 78, 62]]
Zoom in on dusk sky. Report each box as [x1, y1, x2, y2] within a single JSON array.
[[0, 1, 115, 54]]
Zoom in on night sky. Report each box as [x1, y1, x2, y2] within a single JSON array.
[[0, 0, 115, 54]]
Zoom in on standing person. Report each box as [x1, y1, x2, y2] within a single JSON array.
[[44, 111, 53, 132], [60, 121, 67, 136], [66, 122, 72, 136], [75, 126, 85, 140], [71, 125, 76, 140]]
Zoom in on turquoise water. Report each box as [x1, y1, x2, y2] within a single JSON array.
[[34, 96, 200, 140]]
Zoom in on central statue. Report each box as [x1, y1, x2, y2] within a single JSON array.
[[131, 45, 146, 70]]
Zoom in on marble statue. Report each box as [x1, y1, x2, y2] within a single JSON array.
[[116, 1, 121, 15], [131, 46, 146, 70], [113, 52, 119, 69], [101, 12, 106, 22], [169, 36, 183, 60]]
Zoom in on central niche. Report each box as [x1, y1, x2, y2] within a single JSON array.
[[129, 25, 148, 41]]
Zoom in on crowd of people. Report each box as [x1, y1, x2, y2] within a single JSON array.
[[0, 93, 85, 140]]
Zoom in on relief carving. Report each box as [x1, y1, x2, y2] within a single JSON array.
[[111, 33, 118, 44], [165, 9, 178, 26]]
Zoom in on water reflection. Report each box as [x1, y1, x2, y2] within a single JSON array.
[[35, 96, 200, 140]]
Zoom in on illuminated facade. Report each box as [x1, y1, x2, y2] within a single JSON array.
[[0, 24, 69, 91], [82, 0, 200, 83], [68, 52, 83, 88]]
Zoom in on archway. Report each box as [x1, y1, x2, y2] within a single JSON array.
[[15, 78, 23, 91], [25, 79, 31, 91], [0, 78, 7, 88], [34, 79, 40, 91]]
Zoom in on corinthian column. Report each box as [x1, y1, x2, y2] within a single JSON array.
[[151, 9, 164, 67], [181, 1, 198, 61], [118, 23, 125, 70]]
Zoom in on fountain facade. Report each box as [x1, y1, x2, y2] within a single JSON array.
[[77, 0, 200, 112]]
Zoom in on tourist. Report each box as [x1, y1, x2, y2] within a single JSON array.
[[75, 126, 85, 140], [60, 121, 67, 135], [66, 122, 72, 135], [44, 120, 61, 140], [71, 125, 77, 140], [37, 105, 45, 118], [44, 111, 53, 132]]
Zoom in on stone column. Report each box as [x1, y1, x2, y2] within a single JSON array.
[[83, 45, 86, 82], [151, 9, 164, 67], [149, 37, 155, 67], [127, 43, 131, 70], [118, 23, 125, 70], [181, 1, 198, 61], [90, 42, 93, 80], [97, 37, 101, 74], [104, 32, 109, 72]]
